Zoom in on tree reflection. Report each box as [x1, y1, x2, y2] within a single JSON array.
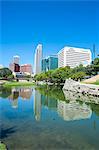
[[0, 126, 16, 139], [0, 87, 11, 98]]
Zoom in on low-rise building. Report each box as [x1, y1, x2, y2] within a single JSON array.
[[21, 64, 32, 74]]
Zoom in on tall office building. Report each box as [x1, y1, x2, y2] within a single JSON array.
[[34, 44, 42, 74], [13, 55, 20, 64], [42, 55, 58, 72], [58, 46, 92, 68], [9, 55, 20, 72]]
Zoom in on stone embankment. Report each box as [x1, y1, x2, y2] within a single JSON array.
[[63, 79, 99, 104]]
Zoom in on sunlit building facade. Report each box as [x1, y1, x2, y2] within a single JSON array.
[[58, 46, 92, 68], [21, 64, 32, 74], [34, 44, 42, 74]]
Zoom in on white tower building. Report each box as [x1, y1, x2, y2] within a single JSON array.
[[34, 44, 42, 74], [13, 55, 20, 64], [58, 46, 92, 68]]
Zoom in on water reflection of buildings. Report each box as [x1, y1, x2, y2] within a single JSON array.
[[33, 89, 92, 121], [58, 101, 92, 121], [8, 88, 33, 108], [8, 88, 19, 108], [33, 89, 57, 121], [7, 88, 93, 121], [33, 90, 41, 121], [20, 88, 32, 100], [41, 95, 57, 111]]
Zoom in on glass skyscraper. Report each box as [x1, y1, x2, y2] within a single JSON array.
[[42, 55, 58, 72]]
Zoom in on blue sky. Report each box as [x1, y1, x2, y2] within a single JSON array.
[[0, 0, 99, 68]]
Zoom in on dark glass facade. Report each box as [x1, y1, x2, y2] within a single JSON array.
[[14, 63, 20, 72]]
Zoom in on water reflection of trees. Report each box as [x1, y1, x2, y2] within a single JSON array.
[[90, 103, 99, 116], [9, 91, 19, 100], [0, 126, 16, 139], [0, 87, 11, 98], [34, 87, 92, 121], [1, 86, 99, 119], [36, 85, 99, 118], [36, 85, 65, 101]]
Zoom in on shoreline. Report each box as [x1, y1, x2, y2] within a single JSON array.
[[0, 81, 35, 87], [0, 79, 99, 88]]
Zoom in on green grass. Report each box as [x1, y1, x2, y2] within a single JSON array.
[[0, 143, 7, 150], [3, 81, 35, 87], [81, 80, 99, 85], [92, 80, 99, 85]]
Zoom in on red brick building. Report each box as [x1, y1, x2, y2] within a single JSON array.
[[21, 64, 32, 74]]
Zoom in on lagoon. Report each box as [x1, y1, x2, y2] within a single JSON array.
[[0, 86, 99, 150]]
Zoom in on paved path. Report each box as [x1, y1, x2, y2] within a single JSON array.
[[83, 75, 99, 83]]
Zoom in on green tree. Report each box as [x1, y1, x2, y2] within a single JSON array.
[[51, 67, 71, 84], [72, 64, 86, 73], [0, 68, 12, 79], [93, 58, 99, 65], [85, 65, 95, 76], [71, 71, 86, 81]]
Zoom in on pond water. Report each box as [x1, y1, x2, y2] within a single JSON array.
[[0, 86, 99, 150]]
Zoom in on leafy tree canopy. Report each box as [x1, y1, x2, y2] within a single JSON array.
[[0, 68, 12, 78]]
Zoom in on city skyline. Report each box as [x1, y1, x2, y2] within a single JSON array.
[[0, 1, 99, 67]]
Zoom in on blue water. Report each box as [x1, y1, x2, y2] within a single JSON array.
[[0, 86, 99, 150]]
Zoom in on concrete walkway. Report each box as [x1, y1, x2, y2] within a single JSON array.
[[83, 75, 99, 84]]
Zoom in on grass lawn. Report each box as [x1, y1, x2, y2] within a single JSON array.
[[3, 81, 35, 87], [81, 80, 99, 85], [92, 80, 99, 85], [0, 143, 7, 150]]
